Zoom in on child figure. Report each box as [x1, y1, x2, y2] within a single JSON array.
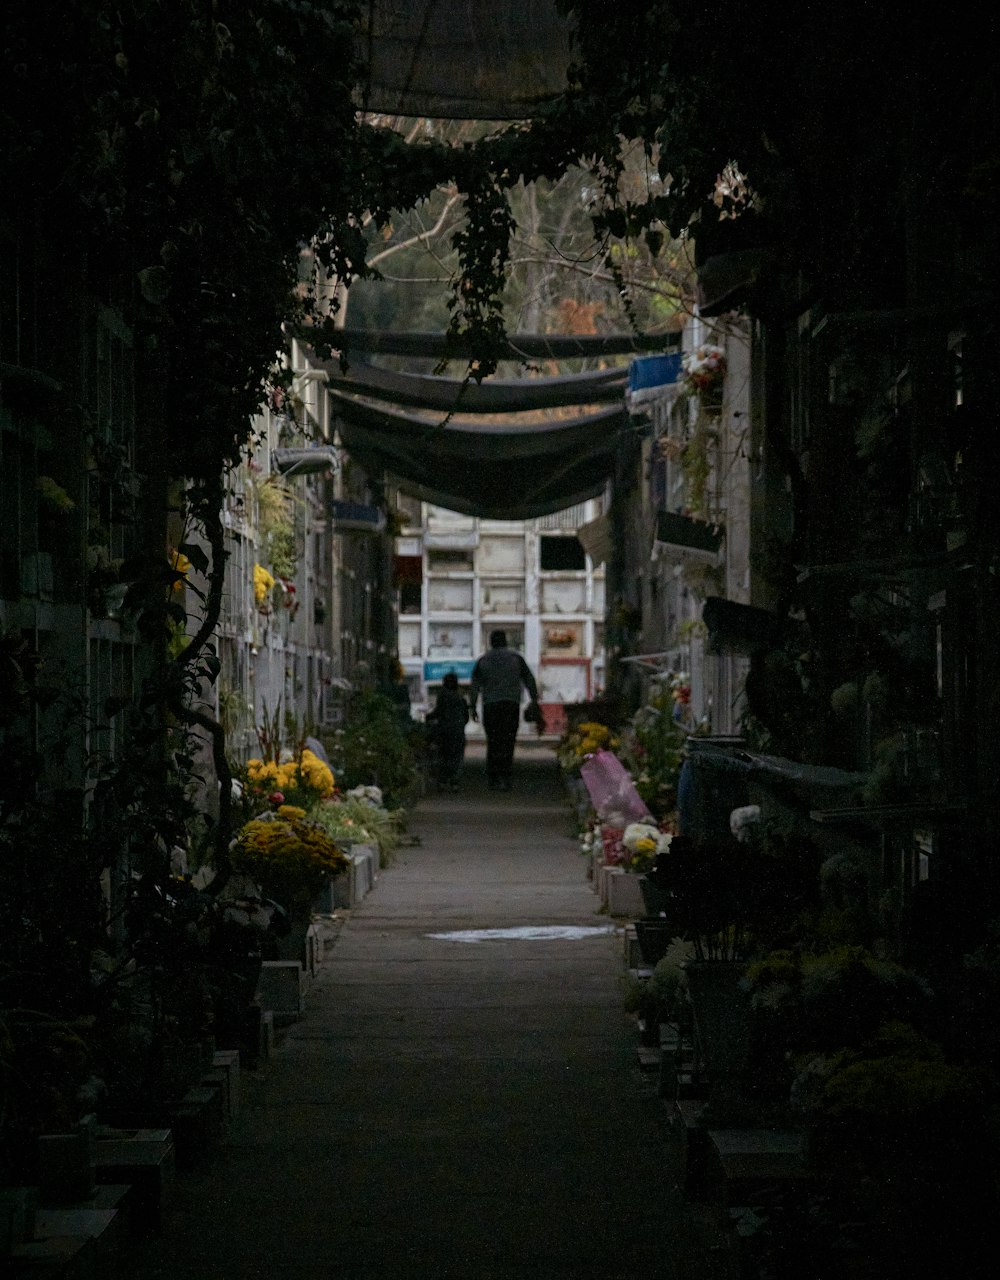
[[426, 671, 469, 791]]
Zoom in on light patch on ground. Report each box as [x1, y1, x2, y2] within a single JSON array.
[[426, 925, 615, 943]]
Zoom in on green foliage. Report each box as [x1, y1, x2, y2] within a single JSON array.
[[615, 679, 686, 819], [746, 946, 931, 1056], [311, 796, 403, 869], [323, 693, 418, 807], [649, 938, 696, 1021], [254, 477, 299, 581]]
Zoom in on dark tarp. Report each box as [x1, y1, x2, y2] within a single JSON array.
[[292, 330, 673, 518], [682, 738, 865, 825], [330, 394, 627, 520], [328, 391, 627, 461], [319, 360, 627, 414], [382, 473, 609, 521], [297, 328, 678, 360], [356, 0, 572, 120]]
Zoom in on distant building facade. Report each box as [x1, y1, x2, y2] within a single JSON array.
[[394, 498, 607, 733]]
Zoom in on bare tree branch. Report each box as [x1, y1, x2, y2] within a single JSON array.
[[367, 192, 463, 269], [507, 254, 690, 295]]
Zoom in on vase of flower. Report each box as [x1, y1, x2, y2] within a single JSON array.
[[231, 807, 347, 967], [684, 959, 752, 1115], [685, 960, 752, 1071]]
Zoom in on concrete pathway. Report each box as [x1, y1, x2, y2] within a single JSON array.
[[134, 743, 732, 1279]]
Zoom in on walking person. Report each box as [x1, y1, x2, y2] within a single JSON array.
[[469, 630, 540, 791], [425, 671, 469, 791]]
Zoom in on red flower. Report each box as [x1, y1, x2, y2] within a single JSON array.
[[268, 791, 285, 805]]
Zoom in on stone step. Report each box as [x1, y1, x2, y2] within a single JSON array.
[[93, 1129, 175, 1232], [605, 866, 646, 917], [211, 1049, 241, 1119], [705, 1129, 811, 1206], [9, 1233, 97, 1278], [256, 959, 307, 1024], [31, 1205, 126, 1279]]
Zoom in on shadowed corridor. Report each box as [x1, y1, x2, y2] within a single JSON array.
[[132, 743, 730, 1279]]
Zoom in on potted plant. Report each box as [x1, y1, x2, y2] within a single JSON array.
[[645, 823, 820, 1113], [788, 1021, 991, 1274], [606, 821, 674, 917], [231, 807, 347, 926], [616, 677, 687, 821]]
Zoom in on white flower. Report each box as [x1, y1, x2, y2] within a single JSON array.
[[347, 784, 383, 807], [622, 822, 661, 853], [656, 832, 674, 855]]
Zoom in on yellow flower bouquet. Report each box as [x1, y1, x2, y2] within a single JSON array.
[[232, 811, 348, 912], [557, 720, 618, 775], [253, 562, 276, 608], [243, 748, 334, 811]]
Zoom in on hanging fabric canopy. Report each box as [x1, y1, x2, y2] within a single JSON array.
[[298, 330, 678, 518], [297, 327, 678, 359], [330, 394, 629, 519], [318, 359, 628, 414], [356, 0, 572, 121]]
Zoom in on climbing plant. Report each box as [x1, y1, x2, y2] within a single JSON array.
[[2, 0, 980, 872]]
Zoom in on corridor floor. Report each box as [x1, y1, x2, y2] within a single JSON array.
[[134, 743, 732, 1279]]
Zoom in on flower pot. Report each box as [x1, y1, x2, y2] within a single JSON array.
[[606, 868, 646, 918], [634, 919, 678, 966], [639, 876, 669, 917], [685, 960, 752, 1078]]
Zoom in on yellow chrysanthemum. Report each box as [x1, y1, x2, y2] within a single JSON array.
[[169, 549, 191, 593], [233, 814, 348, 901], [253, 563, 275, 604], [245, 750, 334, 801], [299, 748, 334, 794]]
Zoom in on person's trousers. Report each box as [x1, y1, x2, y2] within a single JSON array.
[[482, 700, 520, 784], [437, 731, 465, 783]]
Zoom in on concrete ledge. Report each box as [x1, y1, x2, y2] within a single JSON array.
[[165, 1089, 223, 1173], [706, 1129, 810, 1205], [622, 923, 642, 968], [260, 1009, 275, 1061], [256, 960, 306, 1023], [333, 851, 374, 908], [211, 1049, 241, 1119], [313, 842, 378, 915], [303, 923, 321, 976], [10, 1232, 97, 1278], [32, 1207, 125, 1278], [93, 1129, 175, 1231], [606, 867, 645, 917]]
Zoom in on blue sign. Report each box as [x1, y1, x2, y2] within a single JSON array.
[[629, 353, 682, 392], [424, 660, 475, 682], [329, 500, 385, 532]]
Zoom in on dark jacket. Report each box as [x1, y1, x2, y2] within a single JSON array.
[[469, 647, 538, 708], [427, 688, 470, 734]]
